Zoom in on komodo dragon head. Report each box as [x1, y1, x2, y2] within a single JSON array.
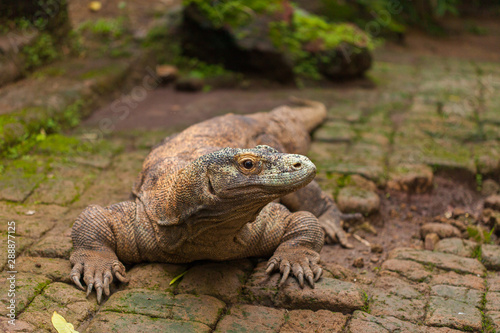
[[146, 145, 317, 227]]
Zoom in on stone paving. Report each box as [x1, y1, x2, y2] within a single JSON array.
[[1, 50, 500, 332]]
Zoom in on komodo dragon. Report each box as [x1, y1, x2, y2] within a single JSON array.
[[70, 99, 360, 303]]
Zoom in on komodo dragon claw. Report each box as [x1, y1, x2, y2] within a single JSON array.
[[70, 251, 129, 304], [265, 246, 322, 288]]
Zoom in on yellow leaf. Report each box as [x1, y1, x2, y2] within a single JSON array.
[[169, 271, 187, 285], [89, 1, 102, 12], [51, 311, 79, 333]]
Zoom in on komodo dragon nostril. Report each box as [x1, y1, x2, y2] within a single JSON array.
[[293, 162, 302, 169]]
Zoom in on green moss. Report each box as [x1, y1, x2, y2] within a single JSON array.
[[269, 10, 373, 79], [183, 0, 282, 28]]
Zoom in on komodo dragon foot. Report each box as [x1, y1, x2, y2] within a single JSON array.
[[265, 244, 322, 288], [70, 250, 128, 304]]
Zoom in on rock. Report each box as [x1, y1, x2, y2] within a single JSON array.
[[486, 292, 500, 312], [353, 257, 364, 268], [431, 285, 482, 307], [337, 186, 380, 215], [177, 263, 247, 303], [430, 271, 485, 291], [156, 65, 179, 83], [0, 273, 51, 316], [387, 163, 434, 194], [370, 288, 426, 322], [381, 259, 431, 282], [425, 296, 482, 331], [482, 244, 500, 271], [86, 312, 211, 333], [482, 179, 500, 196], [126, 263, 187, 292], [18, 282, 98, 331], [485, 195, 500, 211], [15, 257, 72, 283], [280, 309, 347, 333], [214, 305, 284, 332], [434, 238, 476, 257], [275, 277, 366, 312], [374, 274, 425, 298], [347, 310, 461, 333], [101, 289, 225, 328], [482, 208, 500, 232], [371, 243, 383, 254], [421, 223, 461, 239], [175, 76, 204, 92], [389, 248, 486, 276], [425, 233, 440, 250], [243, 262, 279, 307], [181, 2, 372, 82]]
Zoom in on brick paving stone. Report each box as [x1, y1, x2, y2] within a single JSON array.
[[0, 273, 51, 316], [243, 261, 280, 307], [488, 273, 500, 292], [27, 235, 73, 259], [177, 263, 247, 304], [389, 248, 486, 276], [0, 316, 37, 332], [369, 288, 426, 322], [126, 263, 187, 292], [280, 309, 347, 333], [381, 259, 431, 282], [173, 294, 226, 328], [434, 238, 476, 258], [275, 277, 366, 313], [0, 162, 46, 202], [85, 312, 211, 333], [29, 163, 97, 205], [347, 310, 463, 333], [214, 304, 285, 333], [0, 237, 34, 271], [18, 282, 98, 331], [486, 311, 500, 331], [0, 203, 67, 238], [337, 186, 380, 215], [373, 274, 424, 299], [431, 285, 483, 307], [482, 244, 500, 270], [101, 289, 225, 328], [425, 296, 482, 331], [16, 257, 72, 283], [430, 271, 485, 291], [486, 292, 500, 312]]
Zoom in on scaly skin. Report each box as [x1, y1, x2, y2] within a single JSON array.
[[70, 99, 360, 303]]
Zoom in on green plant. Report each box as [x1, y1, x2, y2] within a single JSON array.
[[21, 33, 59, 71], [79, 18, 126, 39]]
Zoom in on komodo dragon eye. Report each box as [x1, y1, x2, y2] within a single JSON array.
[[242, 159, 254, 169]]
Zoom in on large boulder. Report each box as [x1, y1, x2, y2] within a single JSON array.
[[181, 0, 372, 83]]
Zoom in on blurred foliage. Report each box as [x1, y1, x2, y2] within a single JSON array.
[[270, 9, 374, 79], [319, 0, 465, 35], [21, 33, 59, 71], [183, 0, 283, 28]]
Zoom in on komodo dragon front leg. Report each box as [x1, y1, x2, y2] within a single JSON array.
[[280, 181, 362, 248], [242, 202, 324, 287]]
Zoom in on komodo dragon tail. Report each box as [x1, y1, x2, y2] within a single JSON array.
[[286, 97, 327, 132]]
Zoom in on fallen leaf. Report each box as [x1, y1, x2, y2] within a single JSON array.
[[51, 311, 79, 333]]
